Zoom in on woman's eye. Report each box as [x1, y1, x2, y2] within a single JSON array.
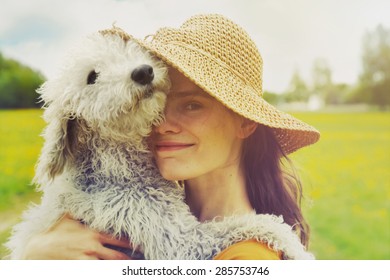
[[185, 103, 202, 111], [87, 70, 98, 85]]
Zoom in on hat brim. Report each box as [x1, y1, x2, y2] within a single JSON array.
[[136, 38, 320, 154]]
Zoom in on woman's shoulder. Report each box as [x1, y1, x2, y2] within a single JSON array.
[[213, 239, 281, 260]]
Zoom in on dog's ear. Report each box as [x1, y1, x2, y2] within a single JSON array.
[[34, 117, 78, 185], [48, 118, 77, 179]]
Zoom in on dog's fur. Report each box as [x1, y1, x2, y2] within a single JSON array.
[[6, 28, 314, 260]]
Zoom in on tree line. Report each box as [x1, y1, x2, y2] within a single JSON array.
[[0, 53, 45, 108], [265, 24, 390, 110]]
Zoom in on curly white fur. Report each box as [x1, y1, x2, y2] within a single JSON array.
[[5, 28, 314, 260]]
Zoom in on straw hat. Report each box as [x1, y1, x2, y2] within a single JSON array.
[[136, 14, 320, 154]]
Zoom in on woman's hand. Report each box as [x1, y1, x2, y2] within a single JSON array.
[[22, 214, 134, 260]]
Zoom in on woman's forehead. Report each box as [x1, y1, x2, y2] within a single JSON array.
[[168, 67, 212, 99], [169, 68, 199, 91]]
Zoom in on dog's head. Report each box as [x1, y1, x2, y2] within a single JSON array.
[[35, 27, 170, 184]]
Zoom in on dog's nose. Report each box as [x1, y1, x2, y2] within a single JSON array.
[[131, 64, 154, 85]]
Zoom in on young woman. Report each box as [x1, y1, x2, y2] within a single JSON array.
[[19, 14, 319, 260]]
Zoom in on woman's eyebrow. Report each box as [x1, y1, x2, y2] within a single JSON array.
[[169, 90, 213, 100]]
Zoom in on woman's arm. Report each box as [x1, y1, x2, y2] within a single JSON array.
[[21, 214, 133, 260]]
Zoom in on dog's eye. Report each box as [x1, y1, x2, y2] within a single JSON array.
[[87, 71, 98, 85]]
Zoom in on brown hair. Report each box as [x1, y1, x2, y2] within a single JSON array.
[[242, 124, 310, 248]]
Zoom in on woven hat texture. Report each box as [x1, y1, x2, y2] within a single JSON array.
[[136, 14, 320, 154]]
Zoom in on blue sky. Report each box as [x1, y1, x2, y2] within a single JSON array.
[[1, 0, 389, 93]]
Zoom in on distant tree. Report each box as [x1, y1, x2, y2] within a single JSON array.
[[311, 58, 332, 99], [0, 52, 45, 108], [312, 59, 332, 87], [284, 69, 310, 102], [263, 90, 284, 105], [325, 83, 351, 105], [350, 25, 390, 108]]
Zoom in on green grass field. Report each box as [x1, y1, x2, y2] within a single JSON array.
[[0, 109, 389, 259], [292, 112, 390, 259], [0, 109, 44, 209]]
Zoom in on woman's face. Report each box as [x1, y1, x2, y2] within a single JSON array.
[[149, 68, 248, 181]]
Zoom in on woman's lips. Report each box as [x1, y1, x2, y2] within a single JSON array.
[[155, 142, 194, 152]]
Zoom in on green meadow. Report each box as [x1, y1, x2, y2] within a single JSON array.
[[292, 112, 390, 259], [0, 109, 389, 259]]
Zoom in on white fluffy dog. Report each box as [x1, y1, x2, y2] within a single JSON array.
[[6, 28, 313, 260]]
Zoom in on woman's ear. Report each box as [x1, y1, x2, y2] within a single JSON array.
[[238, 118, 258, 139]]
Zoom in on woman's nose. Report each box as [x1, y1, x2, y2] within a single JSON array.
[[154, 109, 181, 135]]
